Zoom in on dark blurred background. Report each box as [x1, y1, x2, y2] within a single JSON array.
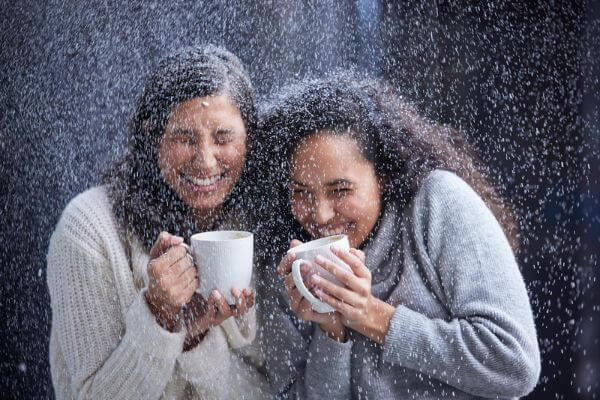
[[1, 0, 598, 398]]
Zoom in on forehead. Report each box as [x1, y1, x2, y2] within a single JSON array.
[[167, 95, 242, 128], [290, 131, 370, 180]]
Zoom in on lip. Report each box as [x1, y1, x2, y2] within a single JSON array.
[[313, 222, 356, 238], [181, 172, 226, 193]]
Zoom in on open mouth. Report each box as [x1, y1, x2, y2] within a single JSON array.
[[181, 172, 226, 193], [314, 222, 356, 238]]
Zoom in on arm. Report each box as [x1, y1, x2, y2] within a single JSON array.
[[47, 219, 185, 399], [381, 172, 541, 398], [261, 253, 353, 400]]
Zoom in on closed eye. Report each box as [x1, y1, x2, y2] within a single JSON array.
[[214, 129, 235, 144], [331, 187, 352, 197]]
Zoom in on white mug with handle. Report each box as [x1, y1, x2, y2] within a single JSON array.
[[289, 234, 351, 313]]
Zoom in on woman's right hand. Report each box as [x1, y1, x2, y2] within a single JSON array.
[[145, 232, 198, 332], [277, 239, 347, 342]]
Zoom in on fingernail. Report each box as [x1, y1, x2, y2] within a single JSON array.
[[310, 275, 320, 284], [315, 255, 324, 263]]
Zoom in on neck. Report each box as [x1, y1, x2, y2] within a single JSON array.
[[192, 205, 223, 231]]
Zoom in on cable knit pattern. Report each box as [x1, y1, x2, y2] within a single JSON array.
[[258, 170, 541, 399], [47, 186, 270, 399]]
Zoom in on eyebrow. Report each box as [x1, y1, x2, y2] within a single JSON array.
[[290, 179, 354, 187], [169, 127, 194, 135]]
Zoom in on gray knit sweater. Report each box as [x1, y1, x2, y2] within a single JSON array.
[[257, 170, 541, 399]]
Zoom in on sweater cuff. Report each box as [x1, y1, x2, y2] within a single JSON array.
[[177, 326, 230, 381], [124, 291, 186, 361], [382, 305, 426, 367], [305, 326, 353, 391]]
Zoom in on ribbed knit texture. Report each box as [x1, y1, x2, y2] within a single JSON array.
[[258, 170, 541, 399], [47, 186, 270, 399]]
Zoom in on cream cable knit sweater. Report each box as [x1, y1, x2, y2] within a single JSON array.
[[47, 186, 269, 399]]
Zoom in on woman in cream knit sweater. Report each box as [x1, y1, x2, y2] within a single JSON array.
[[47, 45, 269, 399]]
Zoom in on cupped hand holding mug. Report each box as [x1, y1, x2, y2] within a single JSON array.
[[277, 239, 347, 342], [145, 232, 199, 332], [183, 230, 256, 348], [308, 246, 396, 345], [182, 287, 255, 349]]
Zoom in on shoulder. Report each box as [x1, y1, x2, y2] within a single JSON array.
[[417, 169, 481, 206], [50, 185, 120, 257], [409, 169, 510, 255], [412, 169, 492, 222]]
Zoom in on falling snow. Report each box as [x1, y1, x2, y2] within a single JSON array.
[[1, 1, 599, 399]]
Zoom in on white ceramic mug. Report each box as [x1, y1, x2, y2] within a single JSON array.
[[289, 235, 351, 313], [190, 230, 253, 305]]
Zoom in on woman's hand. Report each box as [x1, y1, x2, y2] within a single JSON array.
[[182, 288, 255, 351], [309, 247, 396, 345], [277, 240, 347, 342], [145, 232, 198, 332]]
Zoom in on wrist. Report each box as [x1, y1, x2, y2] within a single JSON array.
[[319, 322, 346, 342], [362, 297, 395, 345], [145, 292, 181, 332], [183, 329, 207, 352]]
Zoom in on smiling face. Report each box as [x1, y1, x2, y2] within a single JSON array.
[[158, 95, 247, 217], [289, 131, 382, 248]]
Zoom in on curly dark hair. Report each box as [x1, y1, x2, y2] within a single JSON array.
[[103, 44, 259, 250], [260, 73, 519, 252]]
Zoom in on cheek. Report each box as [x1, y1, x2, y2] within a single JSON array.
[[222, 141, 248, 169], [290, 199, 309, 220]]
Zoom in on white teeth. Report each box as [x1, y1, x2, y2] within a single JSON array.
[[319, 224, 352, 237], [188, 174, 221, 186]]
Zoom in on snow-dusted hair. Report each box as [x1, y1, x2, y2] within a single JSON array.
[[261, 73, 518, 251], [104, 44, 258, 249]]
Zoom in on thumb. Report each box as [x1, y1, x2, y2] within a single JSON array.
[[290, 239, 303, 249], [149, 232, 183, 258]]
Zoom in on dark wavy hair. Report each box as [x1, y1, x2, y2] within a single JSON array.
[[260, 73, 519, 252], [103, 44, 258, 250]]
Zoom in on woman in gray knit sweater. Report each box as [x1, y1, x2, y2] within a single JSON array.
[[257, 75, 541, 399]]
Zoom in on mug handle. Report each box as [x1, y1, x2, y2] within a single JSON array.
[[291, 259, 334, 313]]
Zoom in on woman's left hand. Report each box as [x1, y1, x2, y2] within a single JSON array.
[[182, 288, 254, 351], [310, 247, 396, 345]]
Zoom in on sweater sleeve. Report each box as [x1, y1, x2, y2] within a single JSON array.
[[176, 308, 272, 399], [381, 171, 541, 398], [47, 199, 186, 399], [260, 281, 353, 400]]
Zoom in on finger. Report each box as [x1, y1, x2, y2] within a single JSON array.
[[157, 245, 188, 273], [284, 273, 296, 293], [231, 288, 244, 316], [310, 274, 363, 307], [314, 287, 355, 317], [296, 297, 314, 319], [277, 252, 296, 276], [244, 289, 255, 309], [349, 248, 366, 263], [165, 254, 195, 284], [149, 232, 183, 258], [290, 239, 303, 248], [314, 255, 360, 291], [331, 247, 370, 279], [288, 287, 304, 313], [213, 291, 233, 319], [178, 266, 198, 289], [175, 254, 196, 279]]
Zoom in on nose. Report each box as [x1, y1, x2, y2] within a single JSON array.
[[313, 198, 335, 224], [193, 142, 217, 170]]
